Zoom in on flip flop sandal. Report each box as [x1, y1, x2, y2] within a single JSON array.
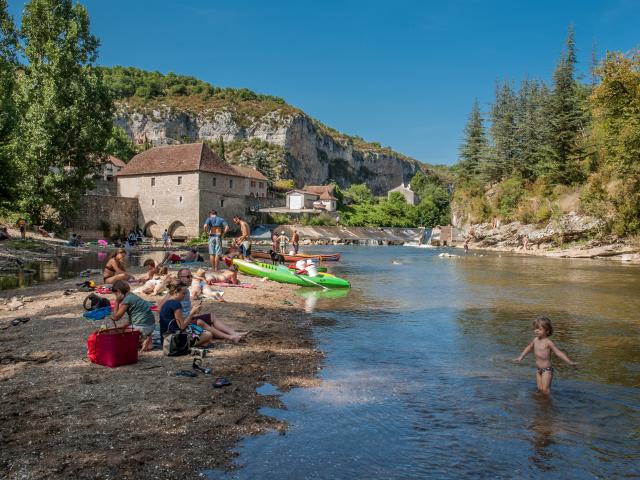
[[175, 370, 198, 378], [12, 317, 30, 326], [192, 358, 212, 375], [213, 377, 231, 388]]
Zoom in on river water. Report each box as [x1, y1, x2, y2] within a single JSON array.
[[214, 246, 640, 479]]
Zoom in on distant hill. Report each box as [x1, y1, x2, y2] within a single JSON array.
[[102, 66, 441, 194]]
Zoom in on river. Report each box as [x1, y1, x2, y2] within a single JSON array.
[[213, 246, 640, 479]]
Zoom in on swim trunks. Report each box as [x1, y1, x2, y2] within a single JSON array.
[[537, 366, 554, 375]]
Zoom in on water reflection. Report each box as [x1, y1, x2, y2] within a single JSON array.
[[529, 394, 556, 471], [295, 288, 350, 313], [214, 246, 640, 479]]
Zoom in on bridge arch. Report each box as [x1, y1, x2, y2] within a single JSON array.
[[168, 220, 188, 240], [143, 221, 162, 239]]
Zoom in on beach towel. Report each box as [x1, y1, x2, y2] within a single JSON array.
[[83, 306, 112, 320]]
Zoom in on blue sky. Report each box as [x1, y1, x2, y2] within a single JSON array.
[[7, 0, 640, 165]]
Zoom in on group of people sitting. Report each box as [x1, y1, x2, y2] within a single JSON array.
[[104, 251, 247, 352]]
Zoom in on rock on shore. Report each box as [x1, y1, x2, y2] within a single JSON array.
[[467, 213, 639, 262]]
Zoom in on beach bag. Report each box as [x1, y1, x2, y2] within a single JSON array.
[[162, 320, 190, 356], [87, 327, 140, 368], [162, 331, 190, 356], [83, 293, 111, 311]]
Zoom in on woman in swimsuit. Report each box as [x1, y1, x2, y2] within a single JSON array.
[[103, 248, 134, 284]]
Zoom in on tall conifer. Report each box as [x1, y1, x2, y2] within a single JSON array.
[[486, 81, 518, 181], [538, 26, 585, 184], [458, 99, 487, 178]]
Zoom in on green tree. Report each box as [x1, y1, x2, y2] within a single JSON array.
[[458, 99, 488, 178], [0, 0, 18, 205], [344, 183, 374, 204], [486, 81, 518, 181], [217, 137, 226, 160], [106, 126, 136, 161], [590, 49, 640, 234], [537, 26, 585, 184], [513, 79, 552, 179], [15, 0, 113, 222]]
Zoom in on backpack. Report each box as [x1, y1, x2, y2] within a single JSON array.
[[83, 293, 111, 311]]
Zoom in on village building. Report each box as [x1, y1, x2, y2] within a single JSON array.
[[103, 155, 126, 181], [285, 185, 337, 212], [117, 143, 267, 239], [388, 183, 419, 205]]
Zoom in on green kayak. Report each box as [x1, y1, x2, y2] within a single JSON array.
[[233, 259, 350, 288]]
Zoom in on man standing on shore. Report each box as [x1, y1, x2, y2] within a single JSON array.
[[291, 228, 300, 254], [203, 210, 228, 271], [233, 216, 251, 258], [16, 218, 26, 240]]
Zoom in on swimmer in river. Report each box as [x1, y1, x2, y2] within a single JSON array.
[[514, 316, 577, 395]]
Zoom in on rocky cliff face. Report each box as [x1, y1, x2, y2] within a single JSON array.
[[114, 105, 422, 194]]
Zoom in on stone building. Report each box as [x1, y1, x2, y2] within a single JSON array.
[[117, 143, 267, 239], [388, 183, 419, 205]]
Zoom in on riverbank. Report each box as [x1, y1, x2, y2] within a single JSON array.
[[0, 265, 324, 479], [465, 215, 640, 264]]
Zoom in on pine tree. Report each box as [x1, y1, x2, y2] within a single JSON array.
[[458, 99, 488, 178], [0, 0, 18, 205], [514, 79, 552, 179], [486, 81, 518, 181], [15, 0, 113, 222], [538, 26, 585, 184], [217, 137, 226, 160]]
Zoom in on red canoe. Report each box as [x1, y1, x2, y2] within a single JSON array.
[[251, 251, 341, 262]]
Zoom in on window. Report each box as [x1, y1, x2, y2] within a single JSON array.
[[179, 196, 183, 203], [229, 179, 233, 188], [220, 199, 224, 207], [250, 180, 256, 187], [151, 199, 155, 206], [151, 177, 155, 186], [177, 176, 182, 185], [259, 182, 264, 189], [212, 177, 217, 187]]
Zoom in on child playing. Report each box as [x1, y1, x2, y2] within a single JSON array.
[[111, 280, 156, 351], [515, 316, 577, 395]]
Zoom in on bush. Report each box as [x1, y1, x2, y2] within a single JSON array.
[[269, 213, 291, 225]]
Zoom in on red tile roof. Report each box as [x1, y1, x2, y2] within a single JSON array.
[[233, 165, 268, 181], [118, 143, 244, 177], [303, 185, 336, 200], [107, 155, 126, 168]]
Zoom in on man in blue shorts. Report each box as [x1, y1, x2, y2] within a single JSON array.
[[203, 210, 229, 271]]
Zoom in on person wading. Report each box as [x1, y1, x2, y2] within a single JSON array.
[[203, 210, 229, 271]]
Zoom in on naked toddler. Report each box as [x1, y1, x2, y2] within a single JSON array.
[[515, 316, 577, 395]]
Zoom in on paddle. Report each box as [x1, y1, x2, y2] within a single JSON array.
[[294, 272, 328, 290]]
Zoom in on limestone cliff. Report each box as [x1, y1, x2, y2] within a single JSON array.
[[114, 103, 424, 195]]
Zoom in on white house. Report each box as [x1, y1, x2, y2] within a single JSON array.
[[388, 183, 419, 205], [286, 190, 319, 210]]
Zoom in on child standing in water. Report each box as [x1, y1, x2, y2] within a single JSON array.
[[514, 316, 577, 395]]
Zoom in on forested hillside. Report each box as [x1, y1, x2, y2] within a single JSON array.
[[454, 28, 640, 236]]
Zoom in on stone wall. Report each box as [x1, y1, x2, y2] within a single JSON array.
[[69, 195, 139, 240]]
